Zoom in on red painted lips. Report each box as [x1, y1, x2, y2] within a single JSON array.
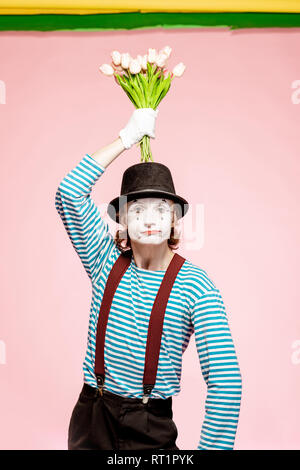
[[142, 230, 161, 234]]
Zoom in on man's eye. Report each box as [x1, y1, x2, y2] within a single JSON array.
[[130, 205, 169, 214]]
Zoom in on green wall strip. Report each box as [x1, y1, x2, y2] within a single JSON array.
[[0, 12, 300, 31]]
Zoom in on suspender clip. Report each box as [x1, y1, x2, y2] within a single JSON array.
[[143, 384, 154, 404], [96, 374, 105, 395], [142, 395, 149, 404]]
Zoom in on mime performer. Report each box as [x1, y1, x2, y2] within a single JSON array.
[[55, 108, 242, 450]]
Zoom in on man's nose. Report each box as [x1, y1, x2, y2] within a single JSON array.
[[143, 207, 157, 226]]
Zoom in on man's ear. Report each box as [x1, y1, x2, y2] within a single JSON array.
[[171, 204, 178, 227], [171, 207, 181, 239], [118, 217, 128, 239]]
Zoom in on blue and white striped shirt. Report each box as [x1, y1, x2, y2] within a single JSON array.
[[55, 153, 242, 450]]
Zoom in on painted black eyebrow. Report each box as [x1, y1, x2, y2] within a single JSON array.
[[130, 199, 168, 206]]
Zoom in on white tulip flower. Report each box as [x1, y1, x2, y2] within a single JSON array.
[[121, 53, 131, 69], [160, 46, 172, 59], [147, 48, 158, 63], [136, 54, 143, 66], [112, 63, 124, 73], [155, 52, 168, 68], [172, 62, 186, 77], [99, 64, 115, 76], [141, 55, 148, 71], [111, 50, 122, 66], [129, 59, 142, 74]]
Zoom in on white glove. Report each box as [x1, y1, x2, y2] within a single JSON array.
[[119, 107, 159, 150]]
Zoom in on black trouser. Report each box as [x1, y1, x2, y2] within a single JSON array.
[[68, 383, 179, 450]]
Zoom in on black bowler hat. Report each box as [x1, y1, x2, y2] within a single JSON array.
[[107, 162, 189, 224]]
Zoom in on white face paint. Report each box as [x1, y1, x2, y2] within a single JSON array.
[[121, 197, 174, 245]]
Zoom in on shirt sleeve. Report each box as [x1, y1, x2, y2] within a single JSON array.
[[190, 288, 242, 450], [55, 153, 116, 284]]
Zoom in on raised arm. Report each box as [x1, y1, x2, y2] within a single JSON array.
[[55, 137, 125, 284], [55, 108, 159, 284], [191, 288, 242, 450]]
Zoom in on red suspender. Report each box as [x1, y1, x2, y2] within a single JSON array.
[[94, 252, 131, 393], [94, 252, 186, 403]]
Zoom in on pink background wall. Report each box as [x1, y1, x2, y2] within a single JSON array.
[[0, 27, 300, 450]]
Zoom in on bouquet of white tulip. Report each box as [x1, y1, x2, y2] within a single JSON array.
[[99, 46, 186, 162]]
